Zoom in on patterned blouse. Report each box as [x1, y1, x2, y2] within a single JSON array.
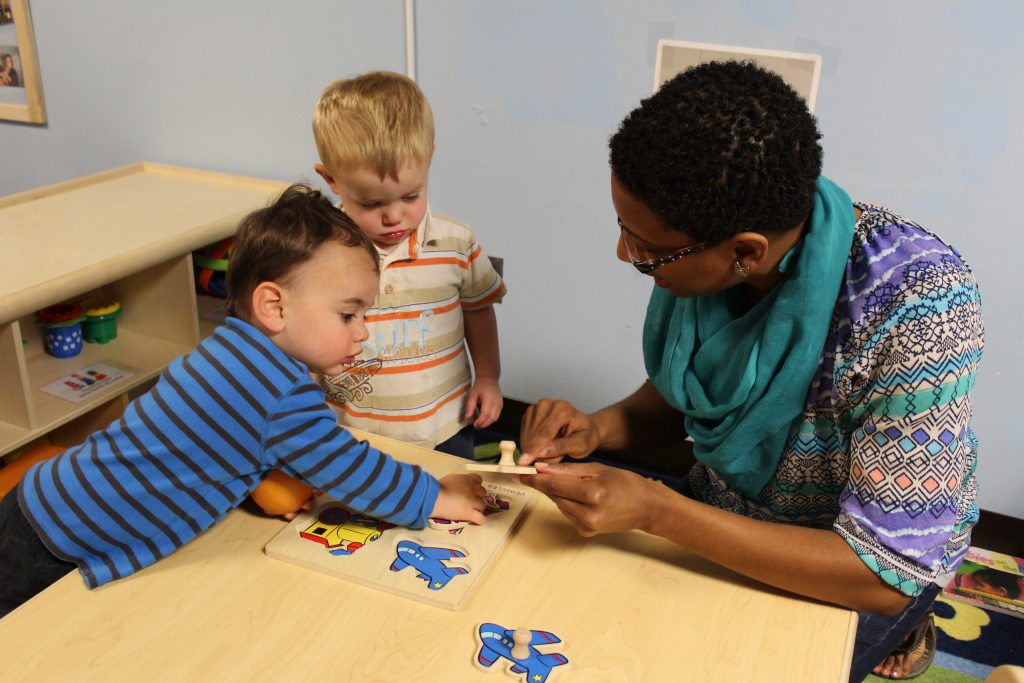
[[689, 203, 984, 597]]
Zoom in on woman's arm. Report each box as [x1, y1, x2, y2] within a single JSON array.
[[528, 460, 911, 615]]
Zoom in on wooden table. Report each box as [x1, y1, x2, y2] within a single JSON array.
[[0, 430, 857, 682]]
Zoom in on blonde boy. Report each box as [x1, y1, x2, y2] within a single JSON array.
[[312, 71, 506, 457]]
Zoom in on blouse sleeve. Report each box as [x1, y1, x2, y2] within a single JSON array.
[[833, 252, 983, 597]]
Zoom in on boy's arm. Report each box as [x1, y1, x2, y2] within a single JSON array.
[[463, 305, 502, 427], [463, 305, 500, 382], [265, 386, 439, 527]]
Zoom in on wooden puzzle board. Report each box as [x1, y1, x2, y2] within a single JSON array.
[[264, 476, 531, 610]]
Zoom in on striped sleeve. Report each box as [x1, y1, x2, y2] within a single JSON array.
[[459, 240, 506, 310], [265, 385, 439, 528]]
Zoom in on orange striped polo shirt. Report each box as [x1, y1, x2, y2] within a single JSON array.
[[321, 209, 506, 448]]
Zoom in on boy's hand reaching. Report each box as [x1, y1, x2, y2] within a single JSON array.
[[465, 377, 503, 428], [432, 473, 487, 524]]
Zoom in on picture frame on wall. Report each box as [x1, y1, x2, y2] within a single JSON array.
[[654, 39, 821, 113], [0, 0, 46, 124]]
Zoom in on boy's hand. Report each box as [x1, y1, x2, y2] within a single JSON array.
[[281, 491, 319, 521], [432, 473, 487, 524], [465, 377, 503, 428]]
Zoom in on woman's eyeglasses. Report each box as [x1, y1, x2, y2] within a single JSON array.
[[619, 219, 710, 274]]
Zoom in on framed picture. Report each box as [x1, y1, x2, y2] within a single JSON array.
[[654, 39, 822, 112], [0, 0, 46, 124]]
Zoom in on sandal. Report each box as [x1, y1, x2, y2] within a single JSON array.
[[875, 611, 936, 680]]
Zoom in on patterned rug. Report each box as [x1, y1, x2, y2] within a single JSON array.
[[865, 595, 1024, 682]]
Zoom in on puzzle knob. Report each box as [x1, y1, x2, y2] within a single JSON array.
[[511, 627, 531, 660], [498, 440, 517, 467]]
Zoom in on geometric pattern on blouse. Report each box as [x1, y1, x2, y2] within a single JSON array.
[[690, 202, 984, 597]]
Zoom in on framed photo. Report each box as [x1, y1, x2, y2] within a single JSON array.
[[654, 39, 822, 113], [0, 0, 46, 124]]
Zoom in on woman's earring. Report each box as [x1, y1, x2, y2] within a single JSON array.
[[734, 261, 750, 278]]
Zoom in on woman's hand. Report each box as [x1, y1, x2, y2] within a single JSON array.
[[518, 399, 602, 465], [522, 461, 659, 536]]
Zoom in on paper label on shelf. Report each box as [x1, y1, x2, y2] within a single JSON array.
[[39, 363, 134, 403]]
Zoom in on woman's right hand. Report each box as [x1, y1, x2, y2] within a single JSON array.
[[518, 398, 602, 465]]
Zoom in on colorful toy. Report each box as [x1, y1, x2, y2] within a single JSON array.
[[264, 480, 531, 610], [250, 469, 314, 516], [475, 623, 569, 683], [192, 237, 233, 298], [389, 540, 469, 590], [79, 297, 121, 344], [299, 505, 394, 555], [36, 303, 86, 358]]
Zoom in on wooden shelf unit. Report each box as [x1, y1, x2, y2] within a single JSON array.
[[0, 162, 286, 458]]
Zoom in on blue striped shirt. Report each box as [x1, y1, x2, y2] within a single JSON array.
[[19, 318, 439, 589]]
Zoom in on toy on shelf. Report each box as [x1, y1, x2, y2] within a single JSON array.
[[79, 297, 122, 344], [36, 303, 86, 358], [193, 237, 234, 298], [465, 440, 537, 475]]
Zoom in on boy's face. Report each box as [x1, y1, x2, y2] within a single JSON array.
[[267, 242, 379, 376], [317, 162, 429, 251]]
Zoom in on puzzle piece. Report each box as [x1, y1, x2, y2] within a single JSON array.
[[389, 540, 470, 590], [299, 505, 394, 555], [465, 440, 537, 475], [475, 623, 569, 683]]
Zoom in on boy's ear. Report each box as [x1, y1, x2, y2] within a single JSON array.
[[251, 281, 286, 333], [314, 164, 340, 196]]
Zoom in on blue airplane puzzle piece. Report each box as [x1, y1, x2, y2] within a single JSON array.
[[389, 540, 469, 590], [477, 623, 569, 683]]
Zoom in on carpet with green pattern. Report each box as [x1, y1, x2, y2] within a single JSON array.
[[865, 595, 1024, 681]]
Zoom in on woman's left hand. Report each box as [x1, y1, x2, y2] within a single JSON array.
[[522, 461, 660, 536]]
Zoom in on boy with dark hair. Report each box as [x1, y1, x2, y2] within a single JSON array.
[[0, 185, 487, 617]]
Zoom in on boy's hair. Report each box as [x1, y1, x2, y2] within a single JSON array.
[[312, 71, 435, 180], [609, 60, 823, 244], [225, 184, 379, 322]]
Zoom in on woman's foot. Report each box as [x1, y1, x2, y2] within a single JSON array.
[[872, 612, 936, 679]]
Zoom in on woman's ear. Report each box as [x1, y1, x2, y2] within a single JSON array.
[[251, 281, 286, 333], [731, 231, 770, 271]]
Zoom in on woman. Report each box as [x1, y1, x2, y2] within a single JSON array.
[[519, 61, 983, 682], [0, 53, 20, 87]]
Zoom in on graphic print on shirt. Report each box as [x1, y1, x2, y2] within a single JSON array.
[[320, 358, 382, 404]]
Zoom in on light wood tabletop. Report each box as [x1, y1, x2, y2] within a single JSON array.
[[0, 430, 857, 682]]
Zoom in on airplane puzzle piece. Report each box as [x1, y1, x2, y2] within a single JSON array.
[[476, 623, 569, 683], [389, 540, 469, 590]]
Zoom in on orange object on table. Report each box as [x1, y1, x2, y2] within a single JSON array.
[[250, 469, 314, 516], [0, 443, 66, 498]]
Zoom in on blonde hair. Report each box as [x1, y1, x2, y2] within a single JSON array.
[[313, 71, 435, 180]]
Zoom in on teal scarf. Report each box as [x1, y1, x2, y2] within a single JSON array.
[[643, 176, 855, 497]]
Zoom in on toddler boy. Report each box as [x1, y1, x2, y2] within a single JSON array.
[[0, 185, 487, 617], [312, 71, 506, 458]]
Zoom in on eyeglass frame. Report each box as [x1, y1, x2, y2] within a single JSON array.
[[618, 218, 712, 274]]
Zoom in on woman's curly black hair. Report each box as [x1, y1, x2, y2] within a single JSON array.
[[609, 60, 822, 243]]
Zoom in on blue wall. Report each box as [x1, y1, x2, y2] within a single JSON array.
[[2, 0, 1021, 518]]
